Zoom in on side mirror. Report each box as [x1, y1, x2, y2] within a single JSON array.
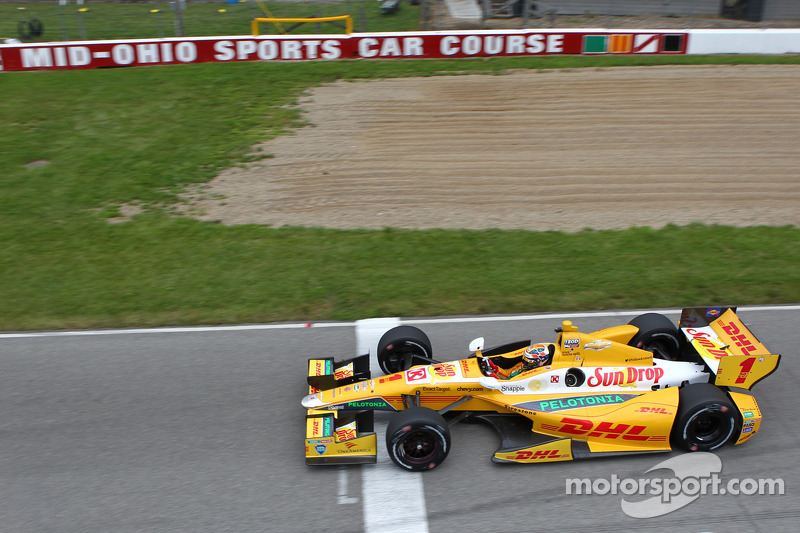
[[468, 337, 485, 352]]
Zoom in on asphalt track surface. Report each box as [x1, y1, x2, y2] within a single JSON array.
[[1, 306, 798, 532]]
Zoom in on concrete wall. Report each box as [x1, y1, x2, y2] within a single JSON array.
[[687, 28, 800, 52], [541, 0, 720, 17], [763, 0, 800, 19]]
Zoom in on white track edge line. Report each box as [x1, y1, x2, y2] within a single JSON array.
[[2, 305, 798, 339]]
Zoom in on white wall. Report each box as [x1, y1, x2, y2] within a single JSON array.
[[687, 29, 800, 54]]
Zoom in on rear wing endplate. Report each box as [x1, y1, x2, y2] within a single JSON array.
[[679, 307, 780, 389]]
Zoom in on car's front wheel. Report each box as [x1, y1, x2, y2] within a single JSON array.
[[386, 407, 451, 471], [377, 325, 435, 375]]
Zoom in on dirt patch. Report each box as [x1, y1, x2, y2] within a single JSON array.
[[105, 203, 144, 224], [180, 64, 800, 232]]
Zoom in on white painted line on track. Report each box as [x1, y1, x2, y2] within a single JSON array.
[[356, 318, 429, 533], [2, 305, 797, 339], [337, 466, 359, 505], [0, 322, 352, 338], [355, 318, 400, 364], [402, 305, 800, 325]]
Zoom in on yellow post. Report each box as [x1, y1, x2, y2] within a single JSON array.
[[251, 16, 353, 36], [253, 0, 287, 34]]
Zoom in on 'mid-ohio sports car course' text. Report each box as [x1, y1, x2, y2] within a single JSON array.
[[301, 307, 780, 471]]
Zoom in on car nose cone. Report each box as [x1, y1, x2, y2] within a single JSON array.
[[302, 393, 323, 408]]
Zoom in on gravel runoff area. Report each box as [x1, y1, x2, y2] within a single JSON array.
[[179, 64, 800, 232]]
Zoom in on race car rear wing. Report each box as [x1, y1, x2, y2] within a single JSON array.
[[679, 307, 781, 389], [305, 354, 377, 465]]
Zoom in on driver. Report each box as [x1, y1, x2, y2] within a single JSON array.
[[480, 343, 550, 380]]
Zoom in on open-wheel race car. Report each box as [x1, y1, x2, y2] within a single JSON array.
[[302, 307, 781, 471]]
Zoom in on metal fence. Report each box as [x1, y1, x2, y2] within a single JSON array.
[[3, 0, 421, 42], [432, 0, 799, 30], [5, 0, 796, 42]]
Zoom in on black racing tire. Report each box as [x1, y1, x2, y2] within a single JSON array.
[[386, 407, 451, 471], [628, 313, 685, 361], [671, 383, 736, 452], [377, 325, 435, 375]]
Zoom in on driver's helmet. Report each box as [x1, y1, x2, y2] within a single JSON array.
[[523, 343, 550, 368]]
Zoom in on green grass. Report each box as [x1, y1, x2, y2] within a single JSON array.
[[2, 55, 799, 330], [4, 1, 420, 42]]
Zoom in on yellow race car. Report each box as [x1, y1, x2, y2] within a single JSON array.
[[302, 307, 780, 471]]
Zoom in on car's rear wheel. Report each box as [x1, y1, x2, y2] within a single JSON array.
[[672, 384, 736, 452], [628, 313, 686, 361], [377, 326, 435, 375], [386, 407, 450, 471]]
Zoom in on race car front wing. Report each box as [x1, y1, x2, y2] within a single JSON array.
[[305, 355, 377, 465]]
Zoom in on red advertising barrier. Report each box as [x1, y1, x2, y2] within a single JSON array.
[[0, 30, 688, 72]]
